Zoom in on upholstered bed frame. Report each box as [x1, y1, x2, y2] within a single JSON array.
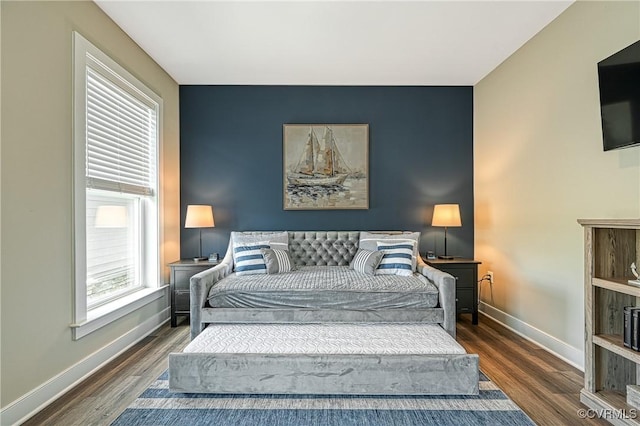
[[189, 231, 457, 340]]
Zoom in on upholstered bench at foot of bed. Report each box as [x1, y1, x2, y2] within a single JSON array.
[[169, 323, 479, 396]]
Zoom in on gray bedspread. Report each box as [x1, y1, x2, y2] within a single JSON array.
[[207, 266, 439, 309]]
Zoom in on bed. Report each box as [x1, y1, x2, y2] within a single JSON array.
[[170, 231, 478, 395], [190, 231, 457, 340]]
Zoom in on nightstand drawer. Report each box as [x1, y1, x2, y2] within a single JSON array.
[[456, 289, 475, 313], [169, 260, 219, 327], [174, 291, 190, 313], [425, 258, 480, 325], [174, 269, 196, 289], [448, 268, 476, 289], [173, 266, 211, 290]]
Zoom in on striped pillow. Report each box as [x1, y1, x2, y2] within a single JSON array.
[[359, 232, 420, 272], [233, 241, 270, 275], [349, 249, 384, 275], [261, 248, 295, 274], [375, 241, 415, 276]]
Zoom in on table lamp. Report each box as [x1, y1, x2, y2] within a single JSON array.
[[185, 205, 215, 261], [432, 204, 461, 260]]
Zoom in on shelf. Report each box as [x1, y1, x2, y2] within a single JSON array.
[[593, 278, 640, 297], [594, 334, 640, 364], [581, 220, 640, 424], [581, 389, 640, 425], [578, 219, 640, 229]]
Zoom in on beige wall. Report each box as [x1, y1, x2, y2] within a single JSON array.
[[475, 0, 640, 367], [1, 0, 180, 409]]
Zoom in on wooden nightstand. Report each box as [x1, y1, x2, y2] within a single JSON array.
[[168, 260, 219, 327], [425, 258, 481, 324]]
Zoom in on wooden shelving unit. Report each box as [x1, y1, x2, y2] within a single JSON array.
[[579, 219, 640, 425]]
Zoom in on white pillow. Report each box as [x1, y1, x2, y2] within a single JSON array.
[[231, 231, 288, 249], [375, 241, 416, 276]]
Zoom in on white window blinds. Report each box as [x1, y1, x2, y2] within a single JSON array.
[[86, 66, 157, 196]]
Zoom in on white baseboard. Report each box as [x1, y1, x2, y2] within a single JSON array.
[[479, 301, 584, 370], [0, 307, 170, 426]]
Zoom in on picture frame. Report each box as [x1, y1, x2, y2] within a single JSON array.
[[283, 124, 369, 210]]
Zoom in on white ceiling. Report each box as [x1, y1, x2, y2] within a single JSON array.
[[95, 0, 573, 86]]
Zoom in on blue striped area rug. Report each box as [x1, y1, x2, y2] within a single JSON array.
[[112, 371, 534, 425]]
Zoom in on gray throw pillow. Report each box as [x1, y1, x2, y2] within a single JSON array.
[[261, 248, 295, 274], [349, 248, 384, 275]]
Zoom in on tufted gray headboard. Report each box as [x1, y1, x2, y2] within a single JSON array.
[[288, 231, 360, 266]]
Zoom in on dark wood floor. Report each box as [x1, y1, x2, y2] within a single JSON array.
[[456, 315, 606, 426], [23, 315, 604, 426], [23, 319, 191, 426]]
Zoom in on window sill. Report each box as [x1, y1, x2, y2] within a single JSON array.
[[71, 286, 168, 340]]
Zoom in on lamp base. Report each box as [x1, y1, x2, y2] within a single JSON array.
[[438, 255, 455, 260], [193, 257, 208, 262]]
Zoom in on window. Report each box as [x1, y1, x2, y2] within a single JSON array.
[[86, 194, 140, 307], [72, 32, 163, 339]]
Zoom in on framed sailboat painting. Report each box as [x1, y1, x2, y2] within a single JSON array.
[[283, 124, 369, 210]]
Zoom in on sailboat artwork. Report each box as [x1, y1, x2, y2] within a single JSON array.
[[287, 127, 350, 186], [283, 124, 369, 210]]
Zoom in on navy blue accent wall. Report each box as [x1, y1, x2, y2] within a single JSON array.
[[180, 86, 473, 259]]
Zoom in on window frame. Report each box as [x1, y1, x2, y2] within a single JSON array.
[[72, 32, 165, 340]]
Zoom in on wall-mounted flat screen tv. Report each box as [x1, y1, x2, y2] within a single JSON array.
[[598, 39, 640, 151]]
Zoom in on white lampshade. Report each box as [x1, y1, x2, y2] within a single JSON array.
[[95, 205, 128, 228], [432, 204, 462, 227], [185, 205, 215, 228]]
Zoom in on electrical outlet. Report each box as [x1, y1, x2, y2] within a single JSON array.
[[487, 271, 494, 284]]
